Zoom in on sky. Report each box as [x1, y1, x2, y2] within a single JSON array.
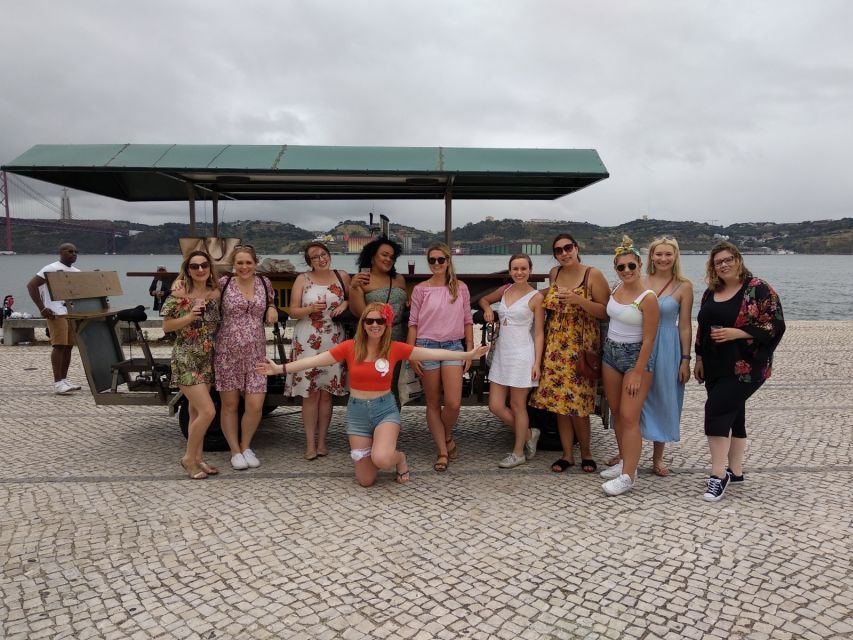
[[2, 0, 851, 233]]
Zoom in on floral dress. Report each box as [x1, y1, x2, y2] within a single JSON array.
[[528, 280, 600, 417], [160, 295, 220, 386], [214, 275, 273, 394], [288, 273, 348, 397]]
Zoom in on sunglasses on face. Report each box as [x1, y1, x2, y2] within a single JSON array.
[[616, 262, 638, 272], [553, 243, 576, 255], [363, 317, 387, 326], [427, 256, 448, 265], [713, 255, 736, 268], [188, 262, 210, 271]]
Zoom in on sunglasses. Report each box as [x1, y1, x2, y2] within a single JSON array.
[[363, 317, 387, 326], [188, 262, 210, 271], [616, 262, 638, 272], [553, 243, 576, 255], [427, 256, 448, 265]]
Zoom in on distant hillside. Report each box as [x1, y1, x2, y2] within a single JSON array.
[[6, 216, 852, 254]]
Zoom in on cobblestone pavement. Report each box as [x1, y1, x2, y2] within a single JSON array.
[[1, 321, 851, 639]]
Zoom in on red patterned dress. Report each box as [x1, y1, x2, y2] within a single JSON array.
[[288, 273, 347, 397]]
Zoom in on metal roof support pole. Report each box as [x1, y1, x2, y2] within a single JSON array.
[[186, 182, 197, 236], [444, 176, 454, 248], [211, 190, 219, 238], [1, 171, 11, 252]]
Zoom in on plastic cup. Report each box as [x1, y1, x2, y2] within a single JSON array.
[[407, 260, 415, 275]]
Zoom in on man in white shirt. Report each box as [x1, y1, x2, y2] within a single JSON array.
[[26, 243, 82, 394]]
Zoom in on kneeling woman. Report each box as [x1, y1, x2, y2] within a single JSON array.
[[257, 303, 489, 486]]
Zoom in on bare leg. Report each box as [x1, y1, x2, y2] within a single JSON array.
[[571, 415, 593, 464], [509, 386, 531, 457], [180, 384, 216, 465], [350, 434, 378, 487], [708, 435, 731, 478], [652, 442, 670, 476], [240, 392, 266, 450], [488, 382, 514, 430], [552, 414, 576, 470], [301, 390, 320, 457], [617, 371, 653, 478], [728, 437, 747, 476], [317, 390, 332, 455], [439, 365, 463, 447], [51, 345, 72, 382], [602, 366, 624, 459], [422, 369, 449, 457], [219, 389, 242, 455]]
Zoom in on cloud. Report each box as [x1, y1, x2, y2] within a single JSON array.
[[2, 0, 851, 232]]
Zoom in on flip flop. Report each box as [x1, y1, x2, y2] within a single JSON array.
[[316, 450, 329, 458], [304, 451, 318, 461], [581, 459, 598, 473], [446, 438, 458, 460], [396, 455, 410, 484], [551, 458, 574, 473]]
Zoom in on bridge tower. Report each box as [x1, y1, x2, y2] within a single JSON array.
[[1, 171, 11, 252], [60, 188, 73, 221]]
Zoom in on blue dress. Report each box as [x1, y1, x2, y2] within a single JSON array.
[[641, 293, 684, 442]]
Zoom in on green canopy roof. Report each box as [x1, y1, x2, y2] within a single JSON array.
[[2, 144, 609, 202]]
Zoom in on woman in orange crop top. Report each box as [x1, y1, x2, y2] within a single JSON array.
[[257, 302, 489, 487]]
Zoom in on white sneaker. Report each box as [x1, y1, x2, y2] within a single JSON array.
[[498, 452, 526, 468], [54, 380, 74, 395], [230, 453, 249, 470], [242, 448, 260, 468], [600, 460, 624, 479], [524, 428, 541, 460], [602, 473, 635, 496], [63, 379, 82, 391]]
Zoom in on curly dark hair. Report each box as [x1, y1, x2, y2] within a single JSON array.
[[356, 236, 402, 277]]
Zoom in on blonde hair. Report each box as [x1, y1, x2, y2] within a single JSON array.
[[646, 236, 689, 282], [354, 302, 393, 362], [613, 235, 641, 264], [427, 242, 459, 302]]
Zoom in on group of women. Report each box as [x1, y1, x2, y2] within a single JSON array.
[[165, 233, 785, 501]]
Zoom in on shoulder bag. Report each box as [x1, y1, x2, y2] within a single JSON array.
[[576, 267, 602, 381]]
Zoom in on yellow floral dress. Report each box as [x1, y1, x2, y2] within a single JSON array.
[[528, 281, 600, 417]]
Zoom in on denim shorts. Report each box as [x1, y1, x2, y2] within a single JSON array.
[[602, 338, 655, 374], [346, 393, 401, 437], [415, 338, 464, 370]]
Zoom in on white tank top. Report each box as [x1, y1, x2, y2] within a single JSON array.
[[607, 289, 655, 343]]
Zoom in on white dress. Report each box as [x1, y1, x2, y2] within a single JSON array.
[[488, 288, 539, 388]]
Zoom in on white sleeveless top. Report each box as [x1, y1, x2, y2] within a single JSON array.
[[607, 289, 655, 343]]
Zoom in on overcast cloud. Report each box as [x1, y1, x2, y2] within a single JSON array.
[[2, 0, 851, 232]]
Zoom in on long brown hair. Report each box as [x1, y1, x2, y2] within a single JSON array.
[[354, 302, 393, 362], [179, 250, 216, 294], [705, 241, 752, 291], [427, 242, 459, 302]]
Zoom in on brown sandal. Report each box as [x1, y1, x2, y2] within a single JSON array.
[[446, 438, 458, 460], [433, 454, 449, 472], [652, 463, 671, 477], [396, 454, 410, 483], [180, 458, 208, 480]]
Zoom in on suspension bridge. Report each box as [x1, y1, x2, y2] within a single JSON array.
[[1, 170, 130, 254]]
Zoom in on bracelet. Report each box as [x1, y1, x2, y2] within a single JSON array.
[[681, 355, 691, 361]]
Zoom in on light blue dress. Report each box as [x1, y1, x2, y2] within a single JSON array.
[[641, 291, 684, 442]]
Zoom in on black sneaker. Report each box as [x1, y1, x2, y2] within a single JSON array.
[[726, 468, 745, 484], [702, 474, 730, 502]]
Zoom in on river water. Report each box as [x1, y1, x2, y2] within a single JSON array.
[[2, 253, 851, 320]]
